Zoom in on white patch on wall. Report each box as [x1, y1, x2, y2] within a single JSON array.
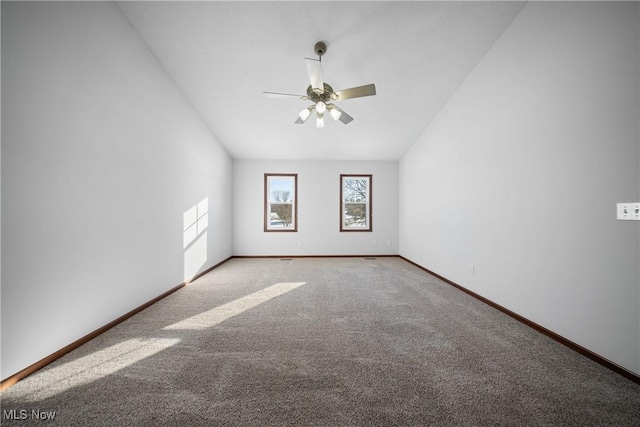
[[183, 198, 209, 281]]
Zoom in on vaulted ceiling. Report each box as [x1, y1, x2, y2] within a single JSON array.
[[117, 1, 526, 161]]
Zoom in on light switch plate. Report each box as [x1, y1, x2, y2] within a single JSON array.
[[617, 203, 640, 220]]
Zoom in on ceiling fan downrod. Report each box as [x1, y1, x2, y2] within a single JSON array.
[[314, 41, 326, 60]]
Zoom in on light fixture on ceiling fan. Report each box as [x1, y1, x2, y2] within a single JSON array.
[[264, 41, 377, 128]]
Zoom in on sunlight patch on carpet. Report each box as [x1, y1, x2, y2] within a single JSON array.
[[13, 338, 180, 402], [164, 282, 306, 330]]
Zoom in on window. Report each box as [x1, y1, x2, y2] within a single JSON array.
[[264, 174, 297, 232], [340, 174, 371, 231]]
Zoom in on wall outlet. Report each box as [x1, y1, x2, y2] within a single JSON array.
[[372, 240, 377, 247], [468, 264, 475, 276], [617, 203, 640, 221]]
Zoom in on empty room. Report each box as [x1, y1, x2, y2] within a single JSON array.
[[1, 1, 639, 425]]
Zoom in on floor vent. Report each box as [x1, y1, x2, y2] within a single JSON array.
[[280, 258, 293, 261], [364, 257, 377, 260]]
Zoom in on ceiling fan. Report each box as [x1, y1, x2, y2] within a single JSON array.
[[264, 41, 377, 128]]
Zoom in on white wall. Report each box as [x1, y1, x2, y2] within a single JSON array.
[[234, 160, 398, 256], [1, 2, 233, 380], [400, 2, 640, 374]]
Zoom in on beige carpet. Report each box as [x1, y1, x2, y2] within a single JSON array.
[[1, 257, 639, 426]]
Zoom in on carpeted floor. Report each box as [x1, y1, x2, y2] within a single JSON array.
[[2, 257, 639, 426]]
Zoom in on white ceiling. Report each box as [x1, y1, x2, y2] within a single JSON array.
[[117, 1, 526, 161]]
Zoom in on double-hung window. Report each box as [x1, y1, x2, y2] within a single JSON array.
[[340, 174, 371, 231], [264, 173, 297, 232]]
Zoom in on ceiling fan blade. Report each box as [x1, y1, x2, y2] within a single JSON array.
[[305, 58, 324, 94], [264, 91, 307, 100], [332, 84, 376, 101], [328, 104, 354, 124]]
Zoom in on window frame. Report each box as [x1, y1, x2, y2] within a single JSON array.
[[264, 173, 298, 232], [340, 174, 372, 232]]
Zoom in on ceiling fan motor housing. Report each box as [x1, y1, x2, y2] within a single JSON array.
[[306, 83, 335, 103]]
